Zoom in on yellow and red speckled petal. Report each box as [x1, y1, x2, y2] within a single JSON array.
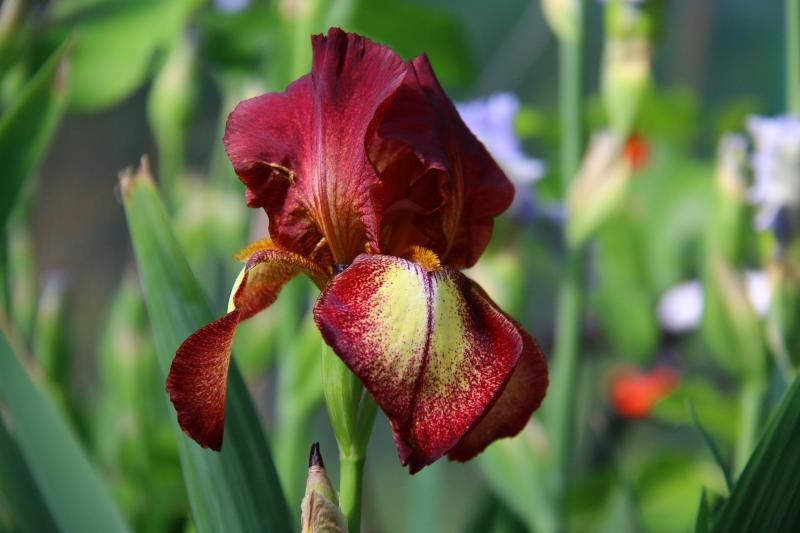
[[447, 317, 548, 461], [314, 253, 545, 472], [167, 249, 328, 450]]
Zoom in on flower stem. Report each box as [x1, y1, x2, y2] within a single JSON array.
[[547, 3, 584, 526], [321, 345, 377, 533], [787, 0, 800, 114], [559, 32, 583, 192], [338, 455, 366, 533], [546, 250, 583, 490]]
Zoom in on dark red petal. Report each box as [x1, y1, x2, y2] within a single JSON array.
[[167, 249, 326, 450], [369, 56, 515, 268], [167, 311, 239, 451], [448, 321, 548, 461], [313, 254, 535, 473], [224, 28, 408, 264]]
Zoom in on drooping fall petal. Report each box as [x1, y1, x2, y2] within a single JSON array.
[[167, 247, 327, 450], [224, 28, 408, 264], [313, 253, 546, 472], [447, 314, 548, 461], [370, 56, 515, 268]]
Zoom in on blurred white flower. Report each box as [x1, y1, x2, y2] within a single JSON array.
[[457, 93, 546, 217], [657, 270, 771, 333], [657, 280, 703, 333], [747, 114, 800, 239]]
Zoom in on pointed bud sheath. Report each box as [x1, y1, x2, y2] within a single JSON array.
[[601, 0, 651, 138], [542, 0, 581, 43], [566, 131, 631, 249], [708, 135, 749, 267], [301, 443, 348, 533]]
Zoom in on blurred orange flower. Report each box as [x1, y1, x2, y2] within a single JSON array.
[[609, 365, 679, 418]]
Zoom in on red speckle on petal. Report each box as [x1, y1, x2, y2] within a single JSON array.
[[314, 253, 547, 472]]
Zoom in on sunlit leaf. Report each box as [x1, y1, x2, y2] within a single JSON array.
[[49, 0, 198, 111], [0, 327, 128, 532], [121, 161, 292, 533]]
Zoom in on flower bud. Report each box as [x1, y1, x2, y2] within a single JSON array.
[[708, 134, 749, 266], [601, 1, 651, 137], [301, 443, 348, 533], [542, 0, 581, 42], [566, 130, 631, 248]]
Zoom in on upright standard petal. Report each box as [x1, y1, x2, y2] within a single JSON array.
[[314, 253, 545, 472], [369, 57, 515, 268], [167, 247, 327, 450], [224, 28, 408, 265]]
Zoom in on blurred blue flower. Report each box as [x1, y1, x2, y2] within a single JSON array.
[[457, 93, 547, 220], [214, 0, 250, 13], [747, 114, 800, 245]]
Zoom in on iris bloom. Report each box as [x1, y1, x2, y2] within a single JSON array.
[[167, 28, 548, 473]]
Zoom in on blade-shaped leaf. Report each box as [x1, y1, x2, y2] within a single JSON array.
[[688, 401, 733, 491], [121, 161, 292, 533], [711, 374, 800, 532], [0, 39, 69, 230], [0, 417, 58, 533], [0, 327, 128, 532]]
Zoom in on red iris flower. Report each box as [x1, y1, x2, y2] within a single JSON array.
[[167, 28, 548, 473]]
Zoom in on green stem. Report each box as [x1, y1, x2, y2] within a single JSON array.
[[339, 455, 366, 533], [559, 34, 583, 192], [547, 6, 584, 527], [546, 251, 583, 488], [734, 381, 764, 476], [787, 0, 800, 114], [321, 346, 377, 533]]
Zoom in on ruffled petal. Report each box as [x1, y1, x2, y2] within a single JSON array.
[[369, 56, 515, 269], [313, 253, 544, 472], [224, 28, 408, 264], [167, 248, 327, 450]]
